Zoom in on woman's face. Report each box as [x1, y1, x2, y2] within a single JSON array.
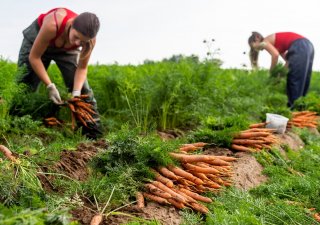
[[69, 27, 91, 47]]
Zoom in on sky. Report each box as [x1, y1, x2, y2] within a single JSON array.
[[1, 0, 320, 70]]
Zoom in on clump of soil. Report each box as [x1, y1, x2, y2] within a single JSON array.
[[277, 131, 304, 152], [203, 146, 268, 190], [232, 152, 268, 190], [38, 139, 108, 192], [52, 139, 108, 181]]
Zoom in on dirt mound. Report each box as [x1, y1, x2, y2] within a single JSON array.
[[38, 139, 107, 192], [52, 139, 107, 181]]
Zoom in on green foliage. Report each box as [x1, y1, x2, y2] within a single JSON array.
[[269, 63, 288, 84]]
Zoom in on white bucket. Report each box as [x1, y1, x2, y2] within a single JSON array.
[[266, 113, 289, 134]]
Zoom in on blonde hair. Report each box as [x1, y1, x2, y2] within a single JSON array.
[[248, 32, 264, 69]]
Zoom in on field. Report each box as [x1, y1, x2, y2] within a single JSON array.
[[0, 56, 320, 225]]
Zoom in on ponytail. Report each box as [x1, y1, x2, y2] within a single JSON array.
[[248, 32, 264, 69]]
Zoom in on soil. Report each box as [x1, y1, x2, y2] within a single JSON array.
[[38, 139, 108, 192]]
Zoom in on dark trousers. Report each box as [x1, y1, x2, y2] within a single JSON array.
[[17, 20, 103, 139], [286, 38, 314, 109]]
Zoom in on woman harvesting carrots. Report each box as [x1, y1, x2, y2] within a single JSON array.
[[248, 32, 314, 109], [16, 8, 102, 139]]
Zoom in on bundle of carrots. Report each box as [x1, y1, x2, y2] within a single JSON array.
[[44, 117, 63, 127], [66, 95, 97, 130], [287, 111, 319, 129], [138, 142, 236, 214], [231, 122, 279, 152]]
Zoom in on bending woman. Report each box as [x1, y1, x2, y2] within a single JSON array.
[[17, 7, 102, 139], [248, 31, 314, 108]]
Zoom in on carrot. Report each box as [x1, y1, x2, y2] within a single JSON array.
[[183, 163, 220, 174], [314, 213, 320, 222], [192, 172, 209, 180], [158, 166, 179, 180], [190, 202, 209, 214], [169, 152, 216, 163], [136, 192, 145, 208], [0, 145, 16, 162], [144, 183, 172, 199], [151, 169, 174, 187], [249, 122, 267, 128], [214, 156, 237, 162], [167, 198, 185, 209], [232, 139, 265, 145], [191, 142, 208, 147], [208, 158, 231, 166], [179, 144, 199, 152], [231, 144, 254, 152], [204, 180, 222, 189], [90, 214, 103, 225], [234, 132, 270, 139], [179, 188, 212, 203], [151, 181, 187, 203], [142, 192, 168, 205], [168, 166, 204, 185]]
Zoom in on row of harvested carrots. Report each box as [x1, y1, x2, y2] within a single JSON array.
[[136, 142, 236, 214], [231, 123, 279, 152], [287, 111, 319, 129]]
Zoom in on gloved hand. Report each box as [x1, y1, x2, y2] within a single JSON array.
[[47, 83, 63, 105], [72, 90, 81, 97]]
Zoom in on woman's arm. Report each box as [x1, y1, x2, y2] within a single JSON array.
[[29, 16, 57, 86], [264, 42, 280, 71], [72, 39, 96, 96]]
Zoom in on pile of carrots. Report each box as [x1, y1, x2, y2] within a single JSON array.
[[44, 117, 63, 127], [66, 95, 97, 130], [287, 111, 319, 129], [138, 142, 236, 214], [231, 122, 279, 152]]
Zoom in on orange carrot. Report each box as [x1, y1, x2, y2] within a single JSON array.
[[136, 192, 145, 208], [179, 188, 212, 203], [151, 169, 174, 187], [0, 145, 16, 162], [142, 192, 168, 205], [158, 166, 179, 180], [190, 202, 209, 214], [168, 166, 204, 185], [208, 158, 231, 166], [167, 198, 185, 209], [183, 163, 220, 174], [144, 183, 172, 199], [234, 132, 270, 139], [169, 152, 216, 163], [232, 139, 265, 145], [179, 145, 199, 152], [90, 214, 103, 225], [214, 156, 237, 162], [151, 181, 187, 203], [314, 213, 320, 222], [231, 144, 253, 152], [249, 122, 267, 128], [191, 142, 208, 147]]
